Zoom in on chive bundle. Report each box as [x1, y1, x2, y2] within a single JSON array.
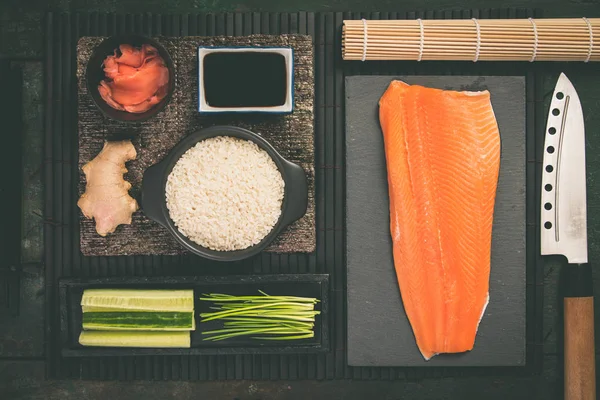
[[199, 291, 320, 341]]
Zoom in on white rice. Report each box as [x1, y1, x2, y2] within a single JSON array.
[[165, 136, 285, 251]]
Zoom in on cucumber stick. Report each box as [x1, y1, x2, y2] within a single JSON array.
[[81, 289, 194, 312], [80, 289, 196, 332], [82, 312, 195, 331], [79, 331, 190, 348]]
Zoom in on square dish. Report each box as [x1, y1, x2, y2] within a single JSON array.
[[197, 47, 294, 114]]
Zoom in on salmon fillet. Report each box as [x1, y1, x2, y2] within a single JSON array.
[[378, 80, 501, 360]]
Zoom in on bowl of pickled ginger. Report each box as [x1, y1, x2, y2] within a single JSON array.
[[86, 34, 175, 122]]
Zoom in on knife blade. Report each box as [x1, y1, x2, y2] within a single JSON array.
[[541, 73, 587, 263], [541, 73, 595, 400]]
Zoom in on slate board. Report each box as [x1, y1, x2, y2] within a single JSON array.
[[346, 76, 526, 367]]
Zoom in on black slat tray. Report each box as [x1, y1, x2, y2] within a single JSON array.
[[59, 274, 329, 357], [46, 9, 549, 380]]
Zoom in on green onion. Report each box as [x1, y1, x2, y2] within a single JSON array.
[[199, 291, 320, 341]]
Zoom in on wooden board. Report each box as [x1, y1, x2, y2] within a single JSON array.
[[346, 76, 526, 367]]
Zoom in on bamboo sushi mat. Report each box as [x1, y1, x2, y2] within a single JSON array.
[[76, 34, 315, 256], [46, 9, 547, 381]]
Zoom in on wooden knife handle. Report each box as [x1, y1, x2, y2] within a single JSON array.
[[564, 264, 596, 400]]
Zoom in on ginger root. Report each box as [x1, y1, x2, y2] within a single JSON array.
[[78, 140, 139, 236]]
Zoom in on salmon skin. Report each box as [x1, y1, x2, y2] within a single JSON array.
[[378, 80, 501, 360]]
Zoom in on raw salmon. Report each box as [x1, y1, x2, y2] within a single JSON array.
[[98, 44, 169, 113], [378, 80, 501, 360]]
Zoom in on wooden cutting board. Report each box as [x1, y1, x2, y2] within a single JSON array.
[[345, 76, 526, 367]]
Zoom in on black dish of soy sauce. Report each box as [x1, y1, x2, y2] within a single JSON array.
[[202, 51, 288, 108]]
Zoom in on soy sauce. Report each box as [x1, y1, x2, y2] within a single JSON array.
[[202, 52, 287, 108]]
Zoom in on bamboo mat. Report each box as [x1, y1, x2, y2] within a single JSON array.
[[343, 18, 599, 62], [46, 9, 545, 382]]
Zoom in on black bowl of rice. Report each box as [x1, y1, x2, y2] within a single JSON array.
[[141, 125, 308, 261]]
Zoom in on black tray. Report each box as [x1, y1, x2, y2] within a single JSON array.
[[59, 274, 329, 357]]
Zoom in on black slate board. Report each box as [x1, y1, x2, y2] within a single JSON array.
[[346, 76, 526, 367]]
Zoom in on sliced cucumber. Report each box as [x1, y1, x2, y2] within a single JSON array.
[[81, 289, 194, 312], [79, 331, 190, 348], [82, 306, 154, 313], [82, 312, 195, 331]]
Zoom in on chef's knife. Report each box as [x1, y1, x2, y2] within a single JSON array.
[[541, 73, 595, 400]]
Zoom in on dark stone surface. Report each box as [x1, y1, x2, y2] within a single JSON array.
[[346, 76, 526, 367], [0, 357, 570, 400], [0, 61, 45, 356], [1, 0, 600, 399]]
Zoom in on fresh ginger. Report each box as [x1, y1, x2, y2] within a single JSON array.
[[78, 140, 139, 236]]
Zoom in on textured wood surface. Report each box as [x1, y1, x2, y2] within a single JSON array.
[[564, 297, 596, 400], [76, 35, 315, 256]]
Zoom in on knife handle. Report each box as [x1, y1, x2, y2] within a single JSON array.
[[564, 264, 596, 400]]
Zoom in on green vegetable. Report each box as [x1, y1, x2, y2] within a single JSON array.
[[79, 331, 190, 348], [81, 289, 194, 312], [80, 289, 196, 335], [199, 291, 320, 341], [82, 312, 195, 331]]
